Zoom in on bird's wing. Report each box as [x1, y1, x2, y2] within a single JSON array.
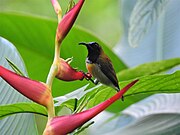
[[97, 56, 120, 90]]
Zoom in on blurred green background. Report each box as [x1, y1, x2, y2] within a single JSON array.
[[0, 0, 122, 46]]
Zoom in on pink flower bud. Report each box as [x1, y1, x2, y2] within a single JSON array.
[[44, 80, 138, 135], [56, 58, 84, 81], [0, 66, 51, 107], [51, 0, 61, 15], [56, 0, 85, 43]]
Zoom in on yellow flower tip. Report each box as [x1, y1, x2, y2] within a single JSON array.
[[38, 84, 52, 107]]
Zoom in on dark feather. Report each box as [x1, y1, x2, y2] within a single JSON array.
[[97, 56, 120, 90]]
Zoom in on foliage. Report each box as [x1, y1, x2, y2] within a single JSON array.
[[0, 0, 179, 134], [0, 103, 47, 119], [0, 12, 126, 96]]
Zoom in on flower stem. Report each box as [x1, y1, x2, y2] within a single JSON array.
[[47, 94, 56, 119], [51, 0, 62, 23], [46, 39, 60, 88], [46, 64, 58, 89], [46, 39, 61, 119]]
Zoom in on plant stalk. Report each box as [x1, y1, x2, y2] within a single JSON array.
[[46, 38, 61, 119]]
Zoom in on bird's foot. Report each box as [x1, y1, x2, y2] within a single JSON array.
[[80, 71, 99, 85], [83, 72, 92, 80], [94, 79, 99, 85], [80, 71, 94, 82]]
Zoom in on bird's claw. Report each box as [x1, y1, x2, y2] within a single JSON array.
[[79, 71, 92, 80], [84, 72, 92, 80], [79, 71, 99, 85]]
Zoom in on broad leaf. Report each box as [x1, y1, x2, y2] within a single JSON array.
[[55, 58, 180, 112], [0, 0, 121, 45], [54, 84, 102, 106], [54, 84, 102, 113], [0, 12, 127, 97], [0, 103, 47, 120], [111, 1, 180, 134], [88, 71, 180, 112], [0, 37, 38, 135], [117, 58, 180, 81], [128, 0, 170, 47], [91, 94, 180, 135]]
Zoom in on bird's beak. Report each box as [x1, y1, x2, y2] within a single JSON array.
[[78, 42, 88, 46], [79, 42, 93, 50]]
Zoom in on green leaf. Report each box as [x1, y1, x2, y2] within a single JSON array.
[[129, 0, 170, 47], [0, 37, 38, 134], [73, 121, 94, 135], [98, 94, 180, 135], [86, 58, 180, 112], [55, 58, 180, 112], [88, 71, 180, 112], [6, 58, 25, 76], [54, 84, 101, 113], [0, 103, 47, 120], [0, 0, 121, 45], [54, 84, 101, 106], [0, 12, 127, 97], [54, 84, 89, 106], [117, 58, 180, 81], [66, 0, 76, 13]]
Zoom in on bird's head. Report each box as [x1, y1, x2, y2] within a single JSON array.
[[79, 42, 102, 62], [79, 42, 102, 53]]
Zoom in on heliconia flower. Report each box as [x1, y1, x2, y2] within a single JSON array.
[[56, 0, 85, 43], [51, 0, 61, 16], [56, 58, 87, 81], [43, 79, 138, 135], [0, 66, 51, 108]]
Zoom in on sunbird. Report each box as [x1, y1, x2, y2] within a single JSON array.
[[79, 42, 123, 100]]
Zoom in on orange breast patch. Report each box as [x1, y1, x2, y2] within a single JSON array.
[[86, 63, 96, 75]]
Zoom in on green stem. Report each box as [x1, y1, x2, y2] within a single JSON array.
[[58, 13, 62, 23], [57, 3, 62, 23], [46, 39, 60, 89], [54, 40, 61, 60], [46, 39, 61, 119], [47, 94, 56, 119], [46, 64, 58, 89], [43, 0, 63, 133]]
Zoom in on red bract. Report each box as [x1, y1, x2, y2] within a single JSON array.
[[44, 79, 138, 135], [56, 0, 84, 43], [51, 0, 61, 15], [0, 66, 51, 107], [56, 58, 84, 81]]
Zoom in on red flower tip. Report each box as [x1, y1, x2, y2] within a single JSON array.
[[0, 66, 51, 107], [56, 0, 85, 43], [56, 58, 85, 81], [43, 80, 138, 135]]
